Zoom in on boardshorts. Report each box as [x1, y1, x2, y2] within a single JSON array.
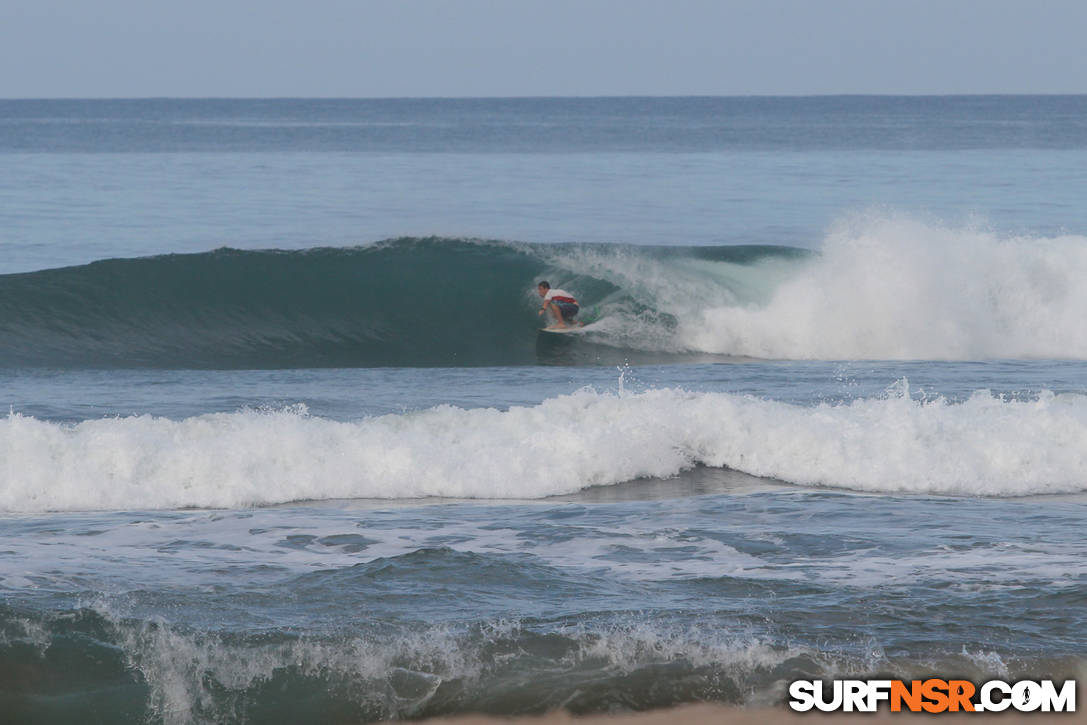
[[555, 302, 579, 320]]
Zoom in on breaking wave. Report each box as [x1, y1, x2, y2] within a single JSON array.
[[11, 600, 1072, 725], [4, 215, 1087, 367], [4, 382, 1087, 513]]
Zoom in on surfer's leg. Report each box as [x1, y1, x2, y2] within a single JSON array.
[[547, 302, 567, 328]]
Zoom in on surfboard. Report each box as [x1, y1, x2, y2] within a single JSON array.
[[540, 322, 596, 334]]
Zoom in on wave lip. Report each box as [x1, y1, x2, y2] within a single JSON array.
[[3, 384, 1086, 513]]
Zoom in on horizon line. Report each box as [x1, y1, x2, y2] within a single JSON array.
[[2, 92, 1086, 102]]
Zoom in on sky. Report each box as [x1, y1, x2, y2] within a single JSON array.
[[2, 0, 1085, 98]]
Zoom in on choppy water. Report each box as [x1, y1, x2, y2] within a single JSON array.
[[1, 97, 1086, 724]]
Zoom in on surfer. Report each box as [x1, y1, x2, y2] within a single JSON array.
[[537, 281, 582, 329]]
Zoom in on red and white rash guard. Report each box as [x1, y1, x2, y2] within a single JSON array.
[[544, 289, 577, 305]]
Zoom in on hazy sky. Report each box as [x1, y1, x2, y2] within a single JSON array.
[[2, 0, 1085, 98]]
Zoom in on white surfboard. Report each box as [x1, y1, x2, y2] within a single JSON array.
[[539, 322, 596, 334]]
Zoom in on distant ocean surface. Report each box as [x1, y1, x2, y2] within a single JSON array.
[[1, 97, 1086, 724]]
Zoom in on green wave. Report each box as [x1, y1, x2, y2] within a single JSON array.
[[0, 238, 808, 368]]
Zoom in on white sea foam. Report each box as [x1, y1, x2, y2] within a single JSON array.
[[3, 382, 1087, 512], [551, 214, 1087, 359]]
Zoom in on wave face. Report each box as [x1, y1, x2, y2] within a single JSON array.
[[0, 238, 801, 368], [4, 383, 1086, 513], [5, 216, 1087, 368]]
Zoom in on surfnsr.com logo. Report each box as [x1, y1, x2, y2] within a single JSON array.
[[789, 679, 1076, 713]]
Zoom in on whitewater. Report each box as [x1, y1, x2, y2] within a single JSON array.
[[655, 215, 1087, 360], [5, 382, 1087, 512]]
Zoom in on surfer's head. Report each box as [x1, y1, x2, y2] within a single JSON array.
[[537, 281, 550, 297]]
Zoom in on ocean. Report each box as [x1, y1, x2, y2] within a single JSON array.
[[1, 96, 1085, 724]]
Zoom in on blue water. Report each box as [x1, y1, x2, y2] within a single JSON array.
[[1, 97, 1086, 724], [4, 97, 1087, 274]]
